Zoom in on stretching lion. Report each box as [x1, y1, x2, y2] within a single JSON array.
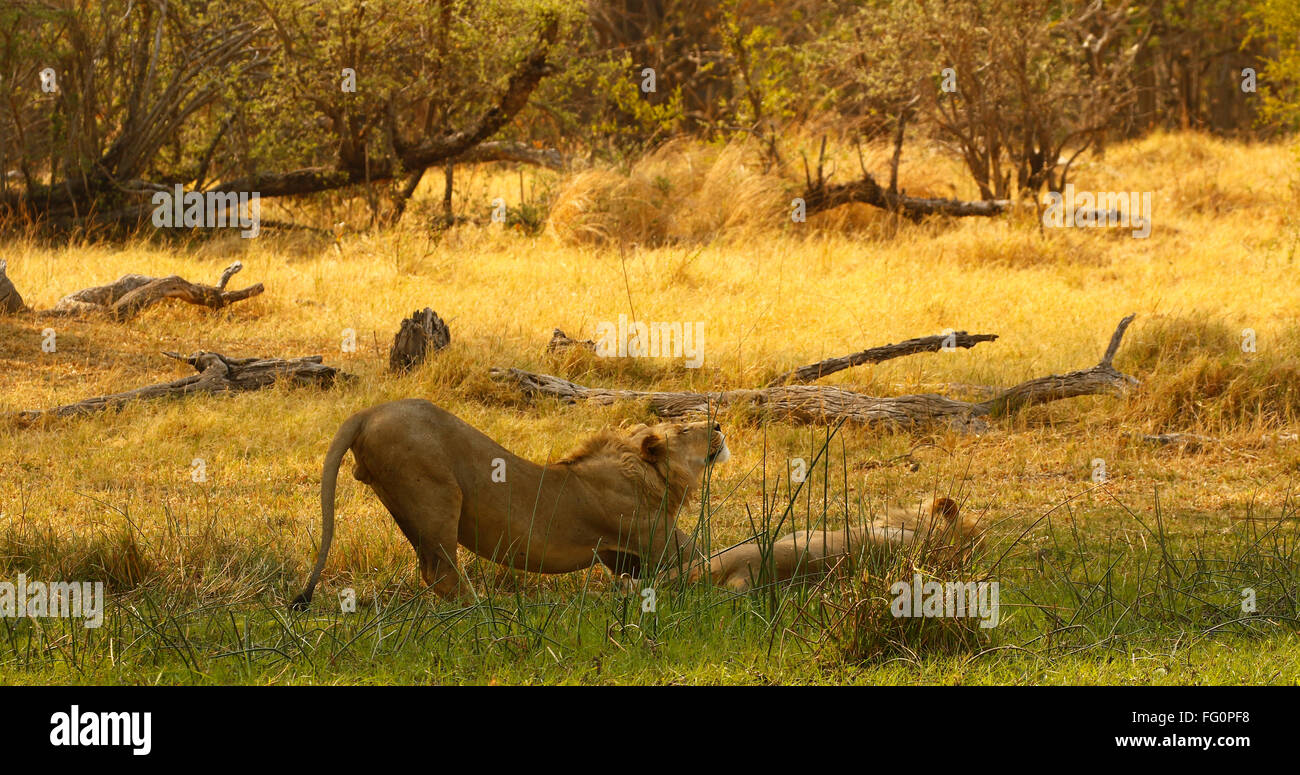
[[291, 399, 729, 608], [698, 496, 979, 593]]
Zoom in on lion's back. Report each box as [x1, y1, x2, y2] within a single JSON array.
[[353, 399, 508, 473]]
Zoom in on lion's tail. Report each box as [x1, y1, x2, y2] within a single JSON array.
[[290, 411, 368, 611]]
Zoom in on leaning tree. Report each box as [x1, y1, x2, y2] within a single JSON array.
[[0, 0, 572, 232]]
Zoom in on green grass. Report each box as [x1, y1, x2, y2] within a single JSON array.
[[3, 460, 1299, 685]]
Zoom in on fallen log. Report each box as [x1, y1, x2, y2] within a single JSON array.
[[9, 351, 350, 425], [490, 370, 990, 431], [802, 174, 1011, 221], [767, 330, 999, 386], [0, 259, 26, 314], [799, 135, 1009, 222], [491, 315, 1137, 432], [1128, 432, 1218, 452], [389, 308, 451, 373], [47, 261, 263, 320]]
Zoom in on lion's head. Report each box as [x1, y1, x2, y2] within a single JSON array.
[[556, 419, 729, 506]]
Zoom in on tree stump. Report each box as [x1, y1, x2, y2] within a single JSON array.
[[0, 260, 27, 314], [546, 328, 597, 353], [388, 308, 451, 373]]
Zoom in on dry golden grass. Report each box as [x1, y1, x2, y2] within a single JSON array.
[[1, 130, 1298, 607], [547, 138, 789, 245]]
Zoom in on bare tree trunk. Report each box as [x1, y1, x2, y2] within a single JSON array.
[[387, 167, 428, 226], [442, 163, 455, 227]]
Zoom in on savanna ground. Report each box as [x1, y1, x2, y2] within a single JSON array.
[[3, 131, 1300, 684]]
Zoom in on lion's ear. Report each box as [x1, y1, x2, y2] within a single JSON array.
[[639, 431, 667, 463], [930, 497, 960, 522]]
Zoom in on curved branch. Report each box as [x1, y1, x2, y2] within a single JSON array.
[[767, 331, 999, 386], [977, 314, 1138, 417]]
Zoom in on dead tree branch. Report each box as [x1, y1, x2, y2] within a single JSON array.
[[9, 351, 350, 425], [492, 316, 1138, 432], [767, 330, 999, 386], [46, 261, 263, 320], [977, 314, 1137, 417], [801, 128, 1009, 221]]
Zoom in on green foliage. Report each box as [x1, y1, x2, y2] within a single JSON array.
[[592, 53, 687, 152], [1250, 0, 1300, 130]]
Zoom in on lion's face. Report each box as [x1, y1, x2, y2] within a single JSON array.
[[631, 420, 730, 471]]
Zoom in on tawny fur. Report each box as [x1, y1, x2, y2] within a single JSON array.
[[291, 400, 728, 608], [697, 497, 981, 593]]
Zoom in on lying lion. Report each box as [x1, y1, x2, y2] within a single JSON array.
[[697, 496, 979, 593], [291, 399, 729, 608]]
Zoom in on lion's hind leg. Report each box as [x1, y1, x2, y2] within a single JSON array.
[[380, 473, 466, 600], [415, 519, 464, 599]]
